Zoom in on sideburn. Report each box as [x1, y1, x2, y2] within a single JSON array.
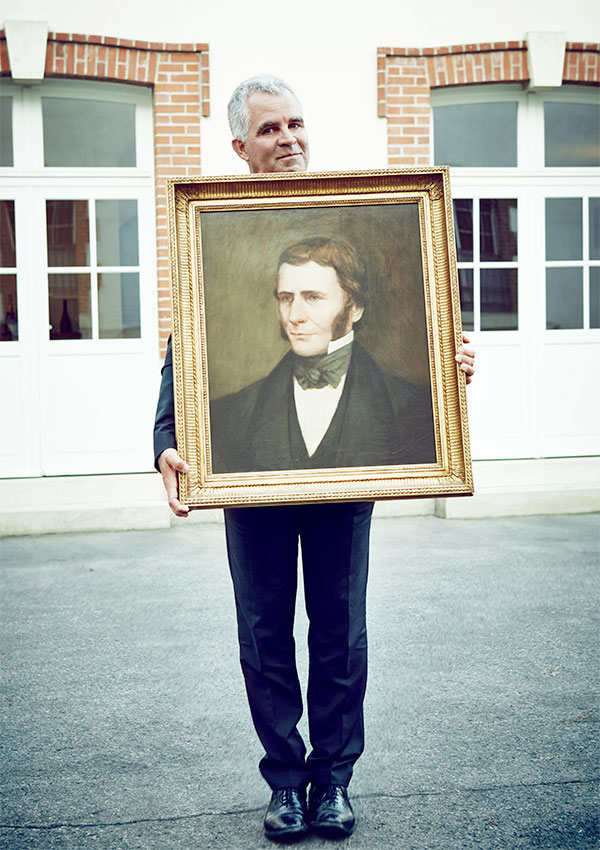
[[331, 300, 355, 341]]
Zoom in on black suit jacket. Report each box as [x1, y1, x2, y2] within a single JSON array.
[[153, 337, 177, 469], [209, 342, 435, 473]]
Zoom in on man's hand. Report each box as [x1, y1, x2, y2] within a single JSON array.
[[157, 448, 190, 517], [455, 332, 475, 385]]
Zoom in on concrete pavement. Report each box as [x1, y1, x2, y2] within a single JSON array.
[[1, 514, 598, 849]]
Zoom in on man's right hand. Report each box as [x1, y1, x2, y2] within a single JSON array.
[[157, 448, 190, 517]]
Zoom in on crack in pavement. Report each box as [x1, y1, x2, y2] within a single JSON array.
[[1, 777, 597, 831]]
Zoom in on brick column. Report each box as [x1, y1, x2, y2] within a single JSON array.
[[152, 49, 208, 349], [377, 52, 431, 165]]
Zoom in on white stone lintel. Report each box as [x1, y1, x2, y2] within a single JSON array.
[[4, 20, 49, 85], [526, 31, 566, 90]]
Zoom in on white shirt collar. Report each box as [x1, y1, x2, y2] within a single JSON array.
[[327, 329, 354, 355]]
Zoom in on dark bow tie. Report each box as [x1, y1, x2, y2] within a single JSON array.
[[293, 343, 353, 390]]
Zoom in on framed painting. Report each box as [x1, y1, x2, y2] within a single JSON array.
[[167, 168, 472, 508]]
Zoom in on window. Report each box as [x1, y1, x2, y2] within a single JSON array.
[[433, 85, 600, 334], [0, 98, 13, 167], [454, 198, 518, 331], [0, 79, 153, 346], [0, 200, 17, 340], [544, 102, 600, 167], [545, 197, 600, 329], [46, 199, 140, 340], [42, 98, 136, 167], [433, 102, 518, 167]]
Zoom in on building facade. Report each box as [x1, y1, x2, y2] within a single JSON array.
[[0, 21, 598, 531]]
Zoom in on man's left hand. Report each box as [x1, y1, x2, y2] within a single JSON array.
[[456, 332, 475, 384]]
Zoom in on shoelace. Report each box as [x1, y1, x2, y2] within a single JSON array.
[[278, 788, 302, 807], [316, 785, 345, 803]]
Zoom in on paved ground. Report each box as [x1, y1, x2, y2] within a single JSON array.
[[0, 514, 598, 850]]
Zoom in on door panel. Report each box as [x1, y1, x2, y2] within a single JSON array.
[[465, 343, 538, 460], [540, 341, 600, 457], [0, 187, 158, 477], [0, 352, 41, 477], [38, 187, 157, 474], [451, 180, 599, 461], [41, 350, 156, 474]]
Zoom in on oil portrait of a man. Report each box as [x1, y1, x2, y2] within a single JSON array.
[[206, 226, 436, 475]]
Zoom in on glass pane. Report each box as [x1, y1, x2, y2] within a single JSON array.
[[480, 199, 518, 261], [545, 198, 582, 261], [480, 268, 518, 330], [544, 102, 600, 167], [458, 268, 474, 331], [590, 267, 600, 329], [0, 98, 13, 167], [433, 102, 517, 167], [98, 273, 140, 338], [0, 201, 16, 267], [453, 200, 473, 262], [42, 98, 136, 167], [96, 200, 139, 266], [46, 201, 89, 267], [546, 268, 583, 329], [48, 274, 92, 339], [590, 198, 600, 261], [0, 275, 18, 340]]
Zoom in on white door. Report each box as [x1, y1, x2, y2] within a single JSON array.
[[433, 84, 600, 461], [0, 189, 42, 476], [0, 80, 159, 477], [539, 188, 600, 457]]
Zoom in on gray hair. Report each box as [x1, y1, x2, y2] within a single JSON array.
[[227, 75, 300, 142]]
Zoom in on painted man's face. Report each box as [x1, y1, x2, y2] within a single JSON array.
[[231, 91, 310, 174], [276, 261, 363, 357]]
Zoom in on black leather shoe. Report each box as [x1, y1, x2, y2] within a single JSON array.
[[309, 784, 355, 838], [264, 787, 308, 843]]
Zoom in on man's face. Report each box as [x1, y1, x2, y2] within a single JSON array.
[[231, 91, 310, 174], [276, 261, 364, 357]]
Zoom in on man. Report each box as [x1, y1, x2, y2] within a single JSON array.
[[155, 75, 475, 843], [210, 236, 436, 473]]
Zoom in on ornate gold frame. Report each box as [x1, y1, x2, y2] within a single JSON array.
[[167, 168, 472, 508]]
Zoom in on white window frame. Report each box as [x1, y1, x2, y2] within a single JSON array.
[[431, 83, 600, 342], [431, 83, 600, 173], [0, 79, 157, 354], [2, 77, 155, 177]]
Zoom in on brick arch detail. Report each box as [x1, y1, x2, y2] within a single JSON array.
[[377, 41, 599, 166], [0, 30, 210, 351]]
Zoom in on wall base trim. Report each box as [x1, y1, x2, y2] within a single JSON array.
[[0, 457, 597, 536]]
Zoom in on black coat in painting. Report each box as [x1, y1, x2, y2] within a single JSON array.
[[209, 342, 436, 473]]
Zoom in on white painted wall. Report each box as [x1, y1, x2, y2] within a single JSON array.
[[4, 0, 599, 174]]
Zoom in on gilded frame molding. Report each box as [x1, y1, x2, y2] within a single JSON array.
[[167, 168, 472, 508]]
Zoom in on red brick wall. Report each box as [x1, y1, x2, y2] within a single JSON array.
[[0, 30, 210, 354], [563, 43, 600, 83], [377, 41, 600, 166]]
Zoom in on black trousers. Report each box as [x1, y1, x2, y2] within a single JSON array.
[[224, 501, 374, 790]]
